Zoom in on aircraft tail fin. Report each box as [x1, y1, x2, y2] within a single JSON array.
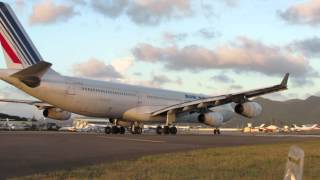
[[259, 124, 265, 128], [0, 2, 43, 69], [292, 124, 299, 128]]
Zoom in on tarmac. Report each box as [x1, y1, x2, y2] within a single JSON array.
[[0, 131, 318, 179]]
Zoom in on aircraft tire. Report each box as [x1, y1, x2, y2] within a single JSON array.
[[111, 126, 119, 134], [119, 126, 125, 134], [170, 126, 177, 135], [137, 127, 143, 134], [105, 126, 111, 134], [217, 129, 221, 135], [156, 126, 162, 135], [132, 127, 142, 134], [163, 126, 170, 135]]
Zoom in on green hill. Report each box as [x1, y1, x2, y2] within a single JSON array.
[[0, 113, 29, 121]]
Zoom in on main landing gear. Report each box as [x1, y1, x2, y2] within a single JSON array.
[[130, 126, 143, 134], [156, 125, 177, 135], [105, 126, 126, 134], [105, 119, 126, 135], [130, 122, 143, 135], [156, 109, 177, 135], [213, 128, 221, 135]]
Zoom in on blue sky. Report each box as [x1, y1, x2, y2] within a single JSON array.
[[1, 0, 320, 101]]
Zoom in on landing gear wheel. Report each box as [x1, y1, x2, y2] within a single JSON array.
[[163, 126, 170, 135], [119, 126, 125, 134], [105, 126, 111, 134], [169, 126, 177, 135], [134, 127, 142, 134], [130, 122, 143, 135], [111, 126, 119, 134], [156, 126, 162, 135], [130, 127, 135, 134], [213, 129, 221, 135]]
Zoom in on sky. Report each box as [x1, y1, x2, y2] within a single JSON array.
[[1, 0, 320, 102]]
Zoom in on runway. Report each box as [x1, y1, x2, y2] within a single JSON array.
[[0, 131, 318, 179]]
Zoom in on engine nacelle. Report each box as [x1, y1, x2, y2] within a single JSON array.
[[198, 112, 224, 127], [43, 108, 71, 121], [235, 102, 262, 118]]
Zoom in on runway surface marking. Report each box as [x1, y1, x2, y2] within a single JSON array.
[[97, 136, 166, 143], [253, 134, 320, 138]]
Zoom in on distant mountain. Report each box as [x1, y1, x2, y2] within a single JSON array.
[[0, 102, 38, 118], [223, 96, 320, 127]]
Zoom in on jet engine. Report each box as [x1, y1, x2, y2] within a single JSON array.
[[234, 102, 262, 118], [43, 108, 71, 120], [198, 112, 224, 127]]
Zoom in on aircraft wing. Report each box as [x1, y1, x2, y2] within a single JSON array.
[[0, 99, 54, 109], [152, 73, 289, 116]]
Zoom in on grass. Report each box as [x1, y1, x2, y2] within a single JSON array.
[[11, 141, 320, 180]]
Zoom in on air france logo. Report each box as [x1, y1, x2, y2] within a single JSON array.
[[185, 94, 205, 99]]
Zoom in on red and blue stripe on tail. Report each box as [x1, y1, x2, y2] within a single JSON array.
[[0, 2, 42, 69]]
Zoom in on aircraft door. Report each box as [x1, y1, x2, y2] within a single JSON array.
[[137, 93, 143, 105]]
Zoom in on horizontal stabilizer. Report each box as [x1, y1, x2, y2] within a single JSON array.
[[11, 61, 52, 87]]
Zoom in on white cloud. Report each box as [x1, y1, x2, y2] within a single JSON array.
[[29, 0, 78, 25], [91, 0, 128, 18], [0, 85, 34, 100], [15, 0, 25, 10], [71, 0, 87, 6], [162, 32, 188, 43], [229, 84, 242, 90], [91, 0, 192, 25], [288, 37, 320, 57], [111, 57, 134, 74], [279, 0, 320, 26], [197, 28, 219, 39], [126, 0, 192, 25], [72, 58, 123, 80], [223, 0, 239, 7], [132, 37, 313, 78], [211, 74, 234, 84]]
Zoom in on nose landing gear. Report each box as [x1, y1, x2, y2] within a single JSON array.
[[213, 128, 221, 135]]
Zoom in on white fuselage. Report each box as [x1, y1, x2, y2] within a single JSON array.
[[0, 70, 235, 125]]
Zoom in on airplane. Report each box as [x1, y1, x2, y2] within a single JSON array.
[[254, 124, 266, 132], [243, 123, 266, 133], [2, 118, 28, 130], [291, 124, 320, 132], [0, 2, 289, 135], [58, 126, 77, 132], [263, 125, 280, 133]]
